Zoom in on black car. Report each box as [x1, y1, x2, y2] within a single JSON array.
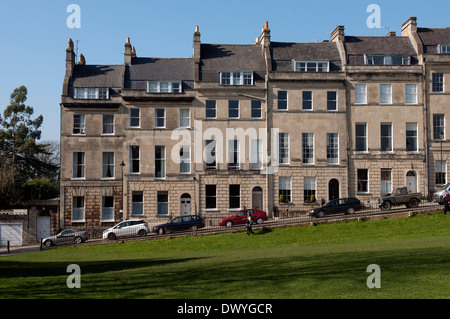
[[153, 215, 205, 235], [308, 198, 362, 218]]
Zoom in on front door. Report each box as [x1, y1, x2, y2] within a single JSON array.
[[406, 171, 417, 193], [329, 179, 340, 201], [252, 187, 263, 210], [37, 216, 50, 242], [180, 194, 191, 216]]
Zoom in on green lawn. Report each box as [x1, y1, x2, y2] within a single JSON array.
[[1, 212, 450, 299]]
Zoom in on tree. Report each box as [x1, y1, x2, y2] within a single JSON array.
[[0, 86, 58, 208]]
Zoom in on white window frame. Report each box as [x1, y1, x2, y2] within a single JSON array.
[[102, 152, 115, 179], [129, 108, 140, 128], [355, 123, 368, 153], [405, 84, 418, 104], [101, 196, 115, 222], [279, 177, 292, 203], [302, 91, 313, 110], [365, 55, 410, 65], [228, 100, 240, 119], [72, 196, 85, 222], [278, 133, 290, 165], [302, 133, 314, 165], [406, 122, 418, 153], [355, 84, 367, 104], [205, 185, 217, 210], [179, 108, 190, 128], [250, 139, 263, 170], [220, 71, 253, 86], [147, 81, 182, 93], [157, 191, 169, 215], [180, 145, 191, 174], [229, 184, 241, 210], [72, 152, 85, 179], [327, 91, 338, 111], [155, 146, 166, 179], [294, 60, 330, 72], [228, 139, 240, 170], [74, 88, 109, 100], [131, 192, 144, 216], [205, 100, 217, 119], [380, 84, 392, 104], [129, 146, 140, 174], [278, 91, 288, 110], [73, 114, 85, 135], [155, 108, 166, 128], [251, 100, 262, 119], [438, 45, 450, 54], [380, 123, 393, 153], [102, 114, 114, 135], [304, 177, 317, 203], [381, 169, 392, 194], [326, 133, 339, 165]]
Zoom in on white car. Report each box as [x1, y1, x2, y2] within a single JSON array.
[[103, 219, 149, 240], [433, 183, 450, 205]]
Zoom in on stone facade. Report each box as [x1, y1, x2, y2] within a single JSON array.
[[59, 17, 450, 233]]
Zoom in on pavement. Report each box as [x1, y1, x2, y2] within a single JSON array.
[[0, 244, 41, 257]]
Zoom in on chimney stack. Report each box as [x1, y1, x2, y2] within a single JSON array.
[[124, 37, 133, 65], [402, 17, 417, 37], [193, 26, 201, 82], [259, 21, 271, 46], [331, 26, 345, 42], [66, 38, 76, 76]]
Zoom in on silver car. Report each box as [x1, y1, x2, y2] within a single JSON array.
[[43, 229, 89, 247], [102, 219, 149, 240], [433, 183, 450, 204]]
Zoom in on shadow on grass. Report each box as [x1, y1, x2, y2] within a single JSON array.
[[0, 257, 205, 278]]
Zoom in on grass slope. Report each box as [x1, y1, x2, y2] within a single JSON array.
[[1, 213, 450, 299]]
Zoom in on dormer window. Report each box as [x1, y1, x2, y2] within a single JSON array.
[[147, 81, 182, 93], [294, 61, 330, 72], [220, 72, 253, 85], [365, 55, 410, 65], [75, 88, 109, 99], [438, 45, 450, 54]]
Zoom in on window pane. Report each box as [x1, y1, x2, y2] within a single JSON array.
[[251, 100, 262, 118], [132, 192, 143, 215], [302, 91, 312, 110], [206, 100, 216, 118], [130, 146, 140, 173], [327, 133, 339, 164], [73, 114, 85, 134], [406, 84, 417, 104], [381, 123, 392, 152], [228, 100, 239, 118], [380, 84, 392, 104], [355, 84, 367, 104], [130, 109, 140, 127], [155, 146, 166, 178], [304, 177, 316, 202], [406, 122, 418, 152], [205, 185, 216, 209], [279, 133, 289, 164], [180, 109, 190, 127], [278, 91, 288, 110], [205, 140, 216, 169], [103, 115, 114, 134], [355, 123, 367, 152], [229, 185, 240, 209], [102, 152, 114, 178], [279, 177, 291, 202], [327, 91, 337, 111], [302, 133, 314, 164], [157, 191, 169, 215], [357, 169, 368, 193], [433, 114, 445, 140]]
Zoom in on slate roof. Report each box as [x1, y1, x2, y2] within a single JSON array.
[[200, 44, 265, 71], [271, 41, 342, 72], [417, 28, 450, 53], [129, 57, 193, 81], [71, 65, 123, 88], [344, 36, 417, 65], [344, 36, 416, 55]]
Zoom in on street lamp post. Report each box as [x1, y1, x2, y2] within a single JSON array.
[[120, 161, 125, 220]]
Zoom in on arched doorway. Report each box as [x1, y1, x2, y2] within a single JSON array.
[[406, 171, 417, 193], [180, 193, 191, 216], [252, 187, 263, 210], [328, 179, 340, 201]]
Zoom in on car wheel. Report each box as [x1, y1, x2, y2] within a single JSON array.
[[347, 208, 355, 215], [191, 225, 198, 232], [74, 236, 82, 244], [317, 211, 325, 218], [381, 201, 391, 210], [107, 232, 116, 240], [158, 228, 165, 235], [226, 221, 233, 228], [409, 198, 419, 208], [138, 229, 147, 237], [44, 240, 52, 248], [256, 218, 264, 224]]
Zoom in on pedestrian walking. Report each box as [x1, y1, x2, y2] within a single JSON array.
[[246, 211, 255, 235], [444, 190, 450, 215]]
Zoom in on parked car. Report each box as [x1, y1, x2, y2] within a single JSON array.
[[153, 215, 205, 235], [43, 229, 89, 247], [102, 219, 149, 240], [309, 198, 362, 218], [433, 183, 450, 205], [219, 209, 268, 227], [378, 187, 422, 210]]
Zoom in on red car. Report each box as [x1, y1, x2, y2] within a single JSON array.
[[219, 209, 268, 228]]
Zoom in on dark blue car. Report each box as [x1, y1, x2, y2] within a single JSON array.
[[153, 215, 205, 235]]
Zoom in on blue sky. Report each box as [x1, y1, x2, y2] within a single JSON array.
[[0, 0, 449, 141]]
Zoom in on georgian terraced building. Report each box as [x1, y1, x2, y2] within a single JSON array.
[[59, 17, 450, 231]]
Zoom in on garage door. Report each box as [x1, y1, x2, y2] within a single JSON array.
[[0, 223, 23, 246]]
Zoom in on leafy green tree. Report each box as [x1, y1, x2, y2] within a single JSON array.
[[0, 86, 58, 208]]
